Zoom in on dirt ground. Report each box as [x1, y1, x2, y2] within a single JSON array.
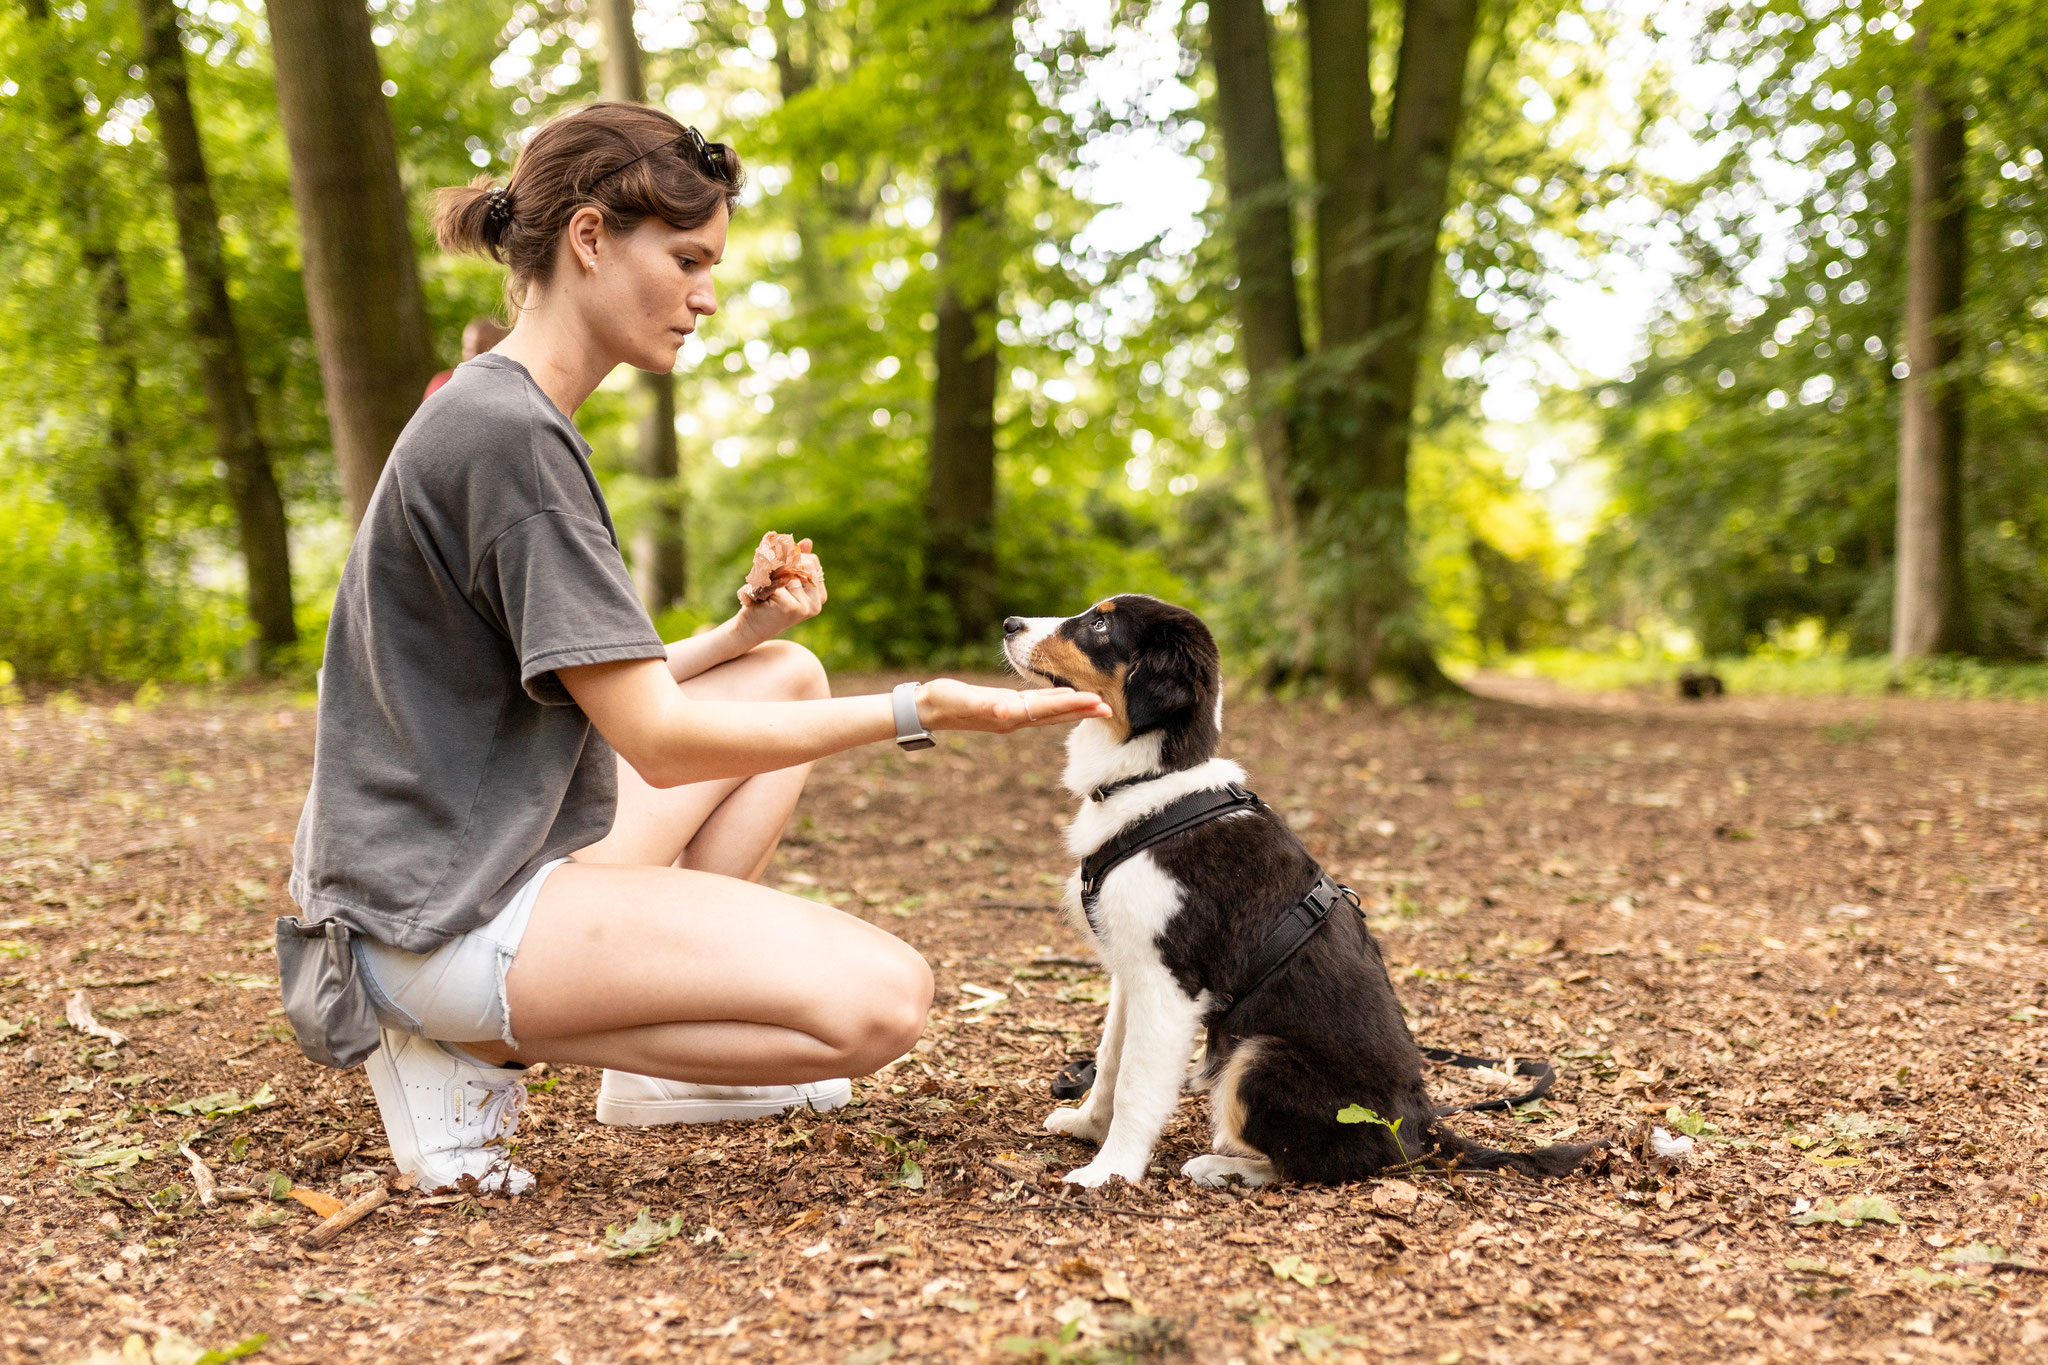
[[2, 673, 2046, 1365]]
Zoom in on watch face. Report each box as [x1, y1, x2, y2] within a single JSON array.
[[898, 734, 937, 751]]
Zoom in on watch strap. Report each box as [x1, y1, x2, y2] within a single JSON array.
[[891, 681, 935, 750]]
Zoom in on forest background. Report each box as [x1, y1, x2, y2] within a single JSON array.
[[1, 0, 2044, 699]]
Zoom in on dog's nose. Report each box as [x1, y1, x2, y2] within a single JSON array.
[[1003, 617, 1028, 637]]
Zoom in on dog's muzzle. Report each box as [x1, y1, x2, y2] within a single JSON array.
[[1001, 616, 1063, 681]]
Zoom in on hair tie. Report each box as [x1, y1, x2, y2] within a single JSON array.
[[482, 187, 515, 245]]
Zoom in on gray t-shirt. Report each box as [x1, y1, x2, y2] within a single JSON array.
[[288, 353, 667, 953]]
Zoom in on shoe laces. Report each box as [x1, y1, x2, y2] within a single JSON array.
[[474, 1075, 526, 1145]]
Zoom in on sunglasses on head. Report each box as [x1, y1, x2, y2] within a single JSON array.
[[594, 125, 734, 189]]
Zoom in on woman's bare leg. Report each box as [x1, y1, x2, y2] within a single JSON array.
[[456, 639, 932, 1081], [575, 640, 828, 879], [473, 862, 933, 1081]]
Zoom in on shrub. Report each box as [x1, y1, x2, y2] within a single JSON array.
[[0, 488, 245, 685]]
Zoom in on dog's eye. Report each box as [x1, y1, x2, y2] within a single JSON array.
[[1089, 617, 1109, 634]]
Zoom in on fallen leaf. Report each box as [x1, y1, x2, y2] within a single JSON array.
[[603, 1208, 684, 1260], [1372, 1180, 1419, 1217], [289, 1188, 345, 1218], [1789, 1195, 1902, 1228]]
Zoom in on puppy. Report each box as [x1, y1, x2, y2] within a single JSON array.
[[1003, 595, 1601, 1187]]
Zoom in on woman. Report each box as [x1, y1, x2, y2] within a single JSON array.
[[276, 102, 1106, 1193]]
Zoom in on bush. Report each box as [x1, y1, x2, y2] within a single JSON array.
[[0, 488, 246, 685]]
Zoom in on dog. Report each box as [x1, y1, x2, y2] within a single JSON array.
[[1002, 595, 1602, 1188]]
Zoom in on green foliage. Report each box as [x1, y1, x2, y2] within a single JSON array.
[[1583, 0, 2048, 658], [4, 0, 2038, 686], [0, 487, 246, 684]]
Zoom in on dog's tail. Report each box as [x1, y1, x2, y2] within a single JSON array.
[[1230, 1036, 1607, 1183], [1424, 1125, 1606, 1178]]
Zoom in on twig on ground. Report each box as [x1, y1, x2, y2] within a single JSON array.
[[300, 1183, 390, 1250], [65, 990, 128, 1047], [179, 1144, 218, 1207]]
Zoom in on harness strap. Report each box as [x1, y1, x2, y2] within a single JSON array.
[[1212, 874, 1351, 1020], [1079, 783, 1263, 926]]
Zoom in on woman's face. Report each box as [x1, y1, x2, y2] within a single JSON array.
[[572, 203, 728, 374]]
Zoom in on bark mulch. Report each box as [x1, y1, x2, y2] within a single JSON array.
[[1, 674, 2044, 1364]]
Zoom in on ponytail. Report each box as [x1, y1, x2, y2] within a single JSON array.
[[433, 177, 511, 262]]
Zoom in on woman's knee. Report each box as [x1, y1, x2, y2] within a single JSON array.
[[830, 939, 932, 1075], [749, 639, 830, 701]]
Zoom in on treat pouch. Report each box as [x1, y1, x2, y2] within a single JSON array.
[[274, 916, 382, 1069]]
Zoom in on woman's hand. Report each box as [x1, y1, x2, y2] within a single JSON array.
[[914, 679, 1111, 733], [731, 541, 826, 647]]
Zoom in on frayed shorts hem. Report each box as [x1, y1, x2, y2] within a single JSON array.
[[351, 857, 568, 1049]]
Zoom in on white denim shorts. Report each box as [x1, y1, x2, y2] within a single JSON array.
[[352, 857, 568, 1048]]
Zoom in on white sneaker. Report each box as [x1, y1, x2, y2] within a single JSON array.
[[595, 1071, 852, 1126], [363, 1028, 534, 1194]]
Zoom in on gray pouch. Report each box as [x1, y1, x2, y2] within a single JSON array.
[[274, 916, 382, 1069]]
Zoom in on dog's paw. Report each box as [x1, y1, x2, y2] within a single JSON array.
[[1044, 1107, 1108, 1144], [1062, 1161, 1140, 1189], [1180, 1154, 1277, 1187]]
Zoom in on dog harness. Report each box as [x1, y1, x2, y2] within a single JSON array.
[[1064, 780, 1561, 1115], [1078, 782, 1358, 1023]]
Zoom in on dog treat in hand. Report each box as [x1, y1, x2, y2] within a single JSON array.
[[743, 532, 816, 603]]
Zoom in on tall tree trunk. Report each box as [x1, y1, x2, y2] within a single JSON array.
[[924, 162, 1001, 647], [264, 0, 436, 526], [597, 0, 687, 611], [1302, 0, 1478, 695], [1205, 0, 1309, 534], [1892, 58, 1972, 660], [135, 0, 297, 663], [22, 0, 146, 569]]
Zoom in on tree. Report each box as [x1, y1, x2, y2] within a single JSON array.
[[597, 0, 687, 612], [1203, 0, 1306, 535], [264, 0, 436, 526], [135, 0, 297, 662], [1585, 0, 2048, 661], [1207, 0, 1483, 693], [19, 0, 146, 568], [921, 0, 1021, 649], [1891, 25, 1971, 660]]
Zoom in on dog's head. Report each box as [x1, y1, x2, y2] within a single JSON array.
[[1001, 595, 1221, 767]]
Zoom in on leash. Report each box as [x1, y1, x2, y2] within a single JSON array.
[[1053, 780, 1563, 1114], [1051, 1049, 1559, 1111]]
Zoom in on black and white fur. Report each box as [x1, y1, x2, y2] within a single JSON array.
[[1002, 595, 1601, 1188]]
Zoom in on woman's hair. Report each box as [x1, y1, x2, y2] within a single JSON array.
[[434, 101, 744, 308]]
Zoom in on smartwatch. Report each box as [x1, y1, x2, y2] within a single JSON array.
[[892, 681, 936, 751]]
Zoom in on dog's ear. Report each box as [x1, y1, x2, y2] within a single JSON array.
[[1124, 628, 1207, 733]]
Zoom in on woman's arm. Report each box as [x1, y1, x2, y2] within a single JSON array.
[[559, 656, 1109, 787]]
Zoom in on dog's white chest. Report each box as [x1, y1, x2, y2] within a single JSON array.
[[1066, 853, 1184, 970]]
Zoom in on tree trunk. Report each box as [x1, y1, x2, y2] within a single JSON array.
[[136, 0, 298, 662], [264, 0, 437, 527], [22, 0, 146, 569], [1301, 0, 1478, 695], [1892, 60, 1972, 660], [597, 0, 687, 610], [1205, 0, 1309, 534], [923, 164, 1001, 647]]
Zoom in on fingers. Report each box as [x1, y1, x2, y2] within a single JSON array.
[[1017, 687, 1110, 726]]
